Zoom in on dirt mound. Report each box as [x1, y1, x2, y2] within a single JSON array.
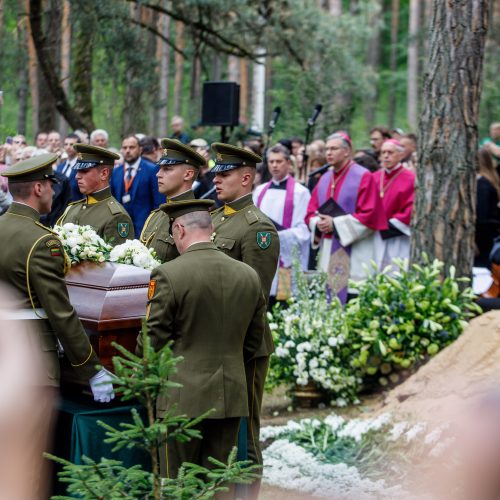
[[382, 311, 500, 422]]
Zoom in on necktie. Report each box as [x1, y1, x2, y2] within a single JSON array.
[[126, 165, 132, 181]]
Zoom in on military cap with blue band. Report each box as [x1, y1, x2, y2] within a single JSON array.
[[2, 153, 59, 183], [73, 144, 120, 170], [210, 142, 262, 173], [158, 138, 206, 168]]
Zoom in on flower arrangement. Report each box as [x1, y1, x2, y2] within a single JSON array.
[[267, 255, 481, 404], [346, 256, 482, 387], [55, 223, 161, 271], [55, 223, 111, 265], [109, 239, 161, 271], [268, 261, 361, 406]]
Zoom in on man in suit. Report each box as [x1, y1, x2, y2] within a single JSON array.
[[56, 133, 81, 202], [140, 138, 206, 263], [110, 135, 165, 235], [0, 153, 114, 403], [210, 143, 280, 498], [57, 144, 134, 245], [137, 199, 265, 481]]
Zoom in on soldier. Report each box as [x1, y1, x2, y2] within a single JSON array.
[[210, 143, 280, 496], [57, 144, 134, 245], [137, 199, 265, 480], [140, 139, 206, 263], [0, 153, 114, 402]]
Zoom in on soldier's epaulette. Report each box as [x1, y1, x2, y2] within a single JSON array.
[[34, 221, 59, 236], [107, 199, 122, 215], [211, 206, 224, 215], [244, 208, 260, 225]]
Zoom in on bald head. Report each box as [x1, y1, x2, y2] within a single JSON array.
[[171, 211, 214, 254]]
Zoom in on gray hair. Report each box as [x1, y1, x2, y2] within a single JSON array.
[[326, 133, 351, 150], [176, 211, 213, 231], [266, 143, 291, 161], [90, 129, 109, 143]]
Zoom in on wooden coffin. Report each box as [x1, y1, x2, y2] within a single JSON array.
[[62, 261, 150, 385]]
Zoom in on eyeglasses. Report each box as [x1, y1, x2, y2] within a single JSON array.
[[13, 139, 26, 145]]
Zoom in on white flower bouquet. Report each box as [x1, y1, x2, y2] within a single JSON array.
[[109, 239, 161, 271], [54, 223, 111, 265], [268, 261, 361, 405]]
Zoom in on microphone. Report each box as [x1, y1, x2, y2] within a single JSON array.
[[268, 106, 282, 133], [308, 162, 330, 178], [307, 104, 323, 127]]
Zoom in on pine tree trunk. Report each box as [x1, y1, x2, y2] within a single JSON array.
[[58, 0, 70, 137], [364, 0, 382, 126], [251, 48, 265, 132], [25, 0, 39, 135], [239, 58, 248, 125], [410, 0, 491, 278], [328, 0, 342, 16], [38, 0, 60, 133], [387, 0, 400, 128], [15, 0, 29, 135], [188, 48, 201, 126], [155, 10, 170, 136], [173, 21, 185, 117], [407, 0, 420, 130]]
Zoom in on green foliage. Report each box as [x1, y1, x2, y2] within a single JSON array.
[[46, 324, 259, 499], [268, 255, 482, 404]]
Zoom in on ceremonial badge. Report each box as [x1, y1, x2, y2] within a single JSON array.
[[216, 153, 223, 161], [257, 231, 271, 249], [50, 247, 62, 257], [118, 222, 130, 237], [148, 279, 157, 300]]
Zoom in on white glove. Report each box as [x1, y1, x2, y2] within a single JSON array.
[[89, 369, 115, 403]]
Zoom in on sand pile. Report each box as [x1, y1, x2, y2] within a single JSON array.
[[382, 311, 500, 422]]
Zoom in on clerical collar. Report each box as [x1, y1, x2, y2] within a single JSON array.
[[270, 176, 289, 189], [333, 159, 352, 176], [384, 164, 403, 175]]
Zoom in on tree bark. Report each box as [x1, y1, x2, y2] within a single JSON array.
[[407, 0, 420, 130], [25, 0, 39, 134], [155, 10, 170, 136], [328, 0, 342, 16], [239, 58, 248, 125], [29, 0, 92, 131], [16, 0, 29, 135], [410, 0, 491, 278], [387, 0, 400, 128], [251, 48, 266, 132], [364, 0, 382, 126], [58, 0, 70, 137], [173, 21, 185, 118]]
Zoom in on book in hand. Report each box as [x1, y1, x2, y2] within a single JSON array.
[[315, 199, 347, 238], [380, 221, 405, 240]]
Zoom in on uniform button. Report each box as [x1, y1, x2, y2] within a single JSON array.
[[221, 217, 225, 221], [222, 243, 225, 247], [248, 210, 251, 213], [83, 206, 86, 210]]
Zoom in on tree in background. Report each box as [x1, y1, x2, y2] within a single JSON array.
[[411, 0, 491, 277]]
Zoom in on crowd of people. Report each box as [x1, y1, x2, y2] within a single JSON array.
[[0, 116, 499, 497]]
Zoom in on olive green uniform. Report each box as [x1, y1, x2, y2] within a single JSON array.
[[140, 190, 195, 263], [0, 202, 99, 385], [211, 192, 280, 468], [57, 186, 134, 245], [138, 241, 265, 478]]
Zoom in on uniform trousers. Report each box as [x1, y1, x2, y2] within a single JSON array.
[[160, 417, 241, 480]]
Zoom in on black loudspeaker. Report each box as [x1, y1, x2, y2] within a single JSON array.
[[201, 81, 240, 126]]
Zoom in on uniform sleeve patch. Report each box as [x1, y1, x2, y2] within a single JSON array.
[[50, 247, 62, 257], [118, 222, 130, 238], [46, 239, 60, 248], [148, 279, 157, 300], [257, 231, 271, 249]]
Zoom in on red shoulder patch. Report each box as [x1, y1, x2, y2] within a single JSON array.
[[148, 279, 157, 300]]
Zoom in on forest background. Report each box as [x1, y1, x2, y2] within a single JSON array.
[[0, 0, 498, 147]]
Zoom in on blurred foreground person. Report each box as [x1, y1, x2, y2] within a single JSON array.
[[0, 284, 55, 500], [0, 154, 114, 403]]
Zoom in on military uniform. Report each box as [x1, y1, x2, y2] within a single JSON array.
[[0, 154, 99, 385], [139, 139, 206, 263], [210, 143, 280, 480], [57, 144, 134, 245], [57, 186, 134, 244], [140, 190, 194, 263], [137, 199, 265, 478]]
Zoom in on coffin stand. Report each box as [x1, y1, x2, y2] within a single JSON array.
[[61, 261, 150, 390]]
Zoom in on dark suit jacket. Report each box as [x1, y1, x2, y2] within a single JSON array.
[[56, 160, 81, 203], [139, 242, 266, 418], [110, 157, 165, 236], [40, 171, 72, 228]]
